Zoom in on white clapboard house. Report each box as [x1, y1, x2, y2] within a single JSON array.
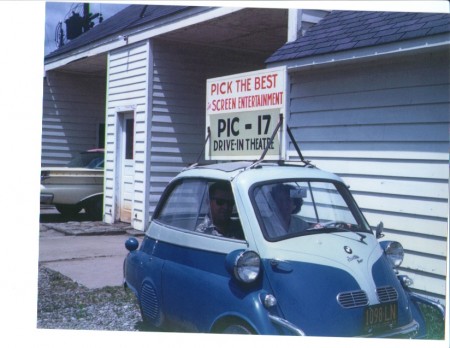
[[43, 5, 449, 300]]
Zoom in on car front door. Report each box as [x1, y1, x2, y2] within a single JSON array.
[[150, 179, 247, 331]]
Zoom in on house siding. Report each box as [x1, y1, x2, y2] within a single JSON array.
[[104, 38, 266, 228], [287, 49, 449, 299], [147, 40, 264, 216], [104, 42, 150, 229], [41, 71, 105, 165]]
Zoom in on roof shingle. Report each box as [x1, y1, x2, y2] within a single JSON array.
[[266, 10, 450, 63]]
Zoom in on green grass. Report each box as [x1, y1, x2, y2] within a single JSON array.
[[418, 302, 446, 339], [39, 266, 446, 337]]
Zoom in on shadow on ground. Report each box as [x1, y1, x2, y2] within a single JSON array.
[[40, 206, 100, 223]]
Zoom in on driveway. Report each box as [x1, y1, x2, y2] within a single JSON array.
[[39, 207, 144, 289]]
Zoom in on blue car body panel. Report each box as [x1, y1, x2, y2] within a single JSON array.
[[122, 162, 443, 337], [124, 234, 425, 337], [125, 236, 280, 334]]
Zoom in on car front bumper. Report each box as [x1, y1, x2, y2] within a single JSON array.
[[268, 313, 421, 338]]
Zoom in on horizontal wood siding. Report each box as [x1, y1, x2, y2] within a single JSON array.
[[104, 42, 149, 229], [41, 71, 106, 165], [148, 40, 264, 215], [287, 50, 449, 299]]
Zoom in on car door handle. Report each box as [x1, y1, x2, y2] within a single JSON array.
[[270, 259, 293, 273]]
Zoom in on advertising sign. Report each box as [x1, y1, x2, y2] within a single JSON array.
[[205, 67, 286, 160]]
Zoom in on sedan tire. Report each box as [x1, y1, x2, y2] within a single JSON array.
[[84, 196, 103, 221], [55, 203, 82, 217]]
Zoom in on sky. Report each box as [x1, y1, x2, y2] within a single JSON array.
[[44, 1, 129, 55]]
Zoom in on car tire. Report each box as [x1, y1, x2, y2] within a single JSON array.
[[55, 204, 82, 217], [84, 196, 103, 221], [221, 323, 254, 334]]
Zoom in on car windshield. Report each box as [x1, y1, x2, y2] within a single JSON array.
[[252, 180, 371, 241], [66, 151, 104, 169]]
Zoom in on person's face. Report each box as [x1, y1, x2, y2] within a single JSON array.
[[274, 189, 296, 219], [210, 189, 234, 225]]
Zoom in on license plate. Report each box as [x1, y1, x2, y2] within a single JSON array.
[[363, 302, 398, 333]]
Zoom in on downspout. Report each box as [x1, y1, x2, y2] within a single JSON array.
[[285, 9, 303, 160], [287, 9, 302, 42]]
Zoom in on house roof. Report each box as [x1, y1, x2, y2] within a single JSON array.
[[266, 11, 450, 63], [46, 4, 190, 59]]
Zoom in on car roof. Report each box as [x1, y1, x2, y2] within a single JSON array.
[[193, 161, 254, 172], [177, 161, 344, 185]]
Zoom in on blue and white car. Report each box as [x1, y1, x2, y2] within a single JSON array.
[[123, 161, 444, 337]]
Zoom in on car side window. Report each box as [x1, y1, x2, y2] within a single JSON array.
[[195, 181, 245, 239], [154, 180, 209, 231], [154, 179, 244, 240]]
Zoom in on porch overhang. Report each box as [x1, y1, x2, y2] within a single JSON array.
[[44, 6, 241, 73]]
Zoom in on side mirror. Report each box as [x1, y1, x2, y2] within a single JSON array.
[[376, 222, 384, 239]]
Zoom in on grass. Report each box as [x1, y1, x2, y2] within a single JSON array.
[[39, 266, 446, 337], [418, 302, 446, 339]]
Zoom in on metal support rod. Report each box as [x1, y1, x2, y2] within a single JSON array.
[[286, 125, 305, 162], [194, 126, 211, 164]]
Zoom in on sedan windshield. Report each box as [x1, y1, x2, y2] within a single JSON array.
[[252, 180, 371, 241], [66, 151, 104, 169]]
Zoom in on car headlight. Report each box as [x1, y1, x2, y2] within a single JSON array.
[[226, 250, 261, 284], [382, 241, 404, 268]]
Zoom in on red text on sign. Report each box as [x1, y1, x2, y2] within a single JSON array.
[[211, 81, 233, 95], [235, 78, 252, 92], [254, 73, 278, 90]]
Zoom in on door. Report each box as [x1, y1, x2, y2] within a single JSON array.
[[151, 179, 247, 331], [118, 112, 135, 223]]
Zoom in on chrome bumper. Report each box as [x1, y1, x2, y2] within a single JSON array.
[[268, 314, 305, 335], [268, 314, 420, 338], [362, 320, 420, 338], [410, 292, 446, 319]]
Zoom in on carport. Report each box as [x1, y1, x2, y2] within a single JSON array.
[[43, 5, 326, 230]]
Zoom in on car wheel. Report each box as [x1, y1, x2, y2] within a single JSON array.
[[84, 196, 103, 220], [55, 204, 82, 217], [222, 323, 254, 334]]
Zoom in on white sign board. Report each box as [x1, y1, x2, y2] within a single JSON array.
[[205, 67, 286, 160]]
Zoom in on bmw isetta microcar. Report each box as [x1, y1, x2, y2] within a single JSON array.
[[124, 66, 443, 337], [123, 158, 444, 337]]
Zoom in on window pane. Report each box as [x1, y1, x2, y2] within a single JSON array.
[[155, 180, 208, 231], [307, 182, 356, 224], [66, 151, 104, 168], [253, 180, 367, 241], [125, 118, 133, 160]]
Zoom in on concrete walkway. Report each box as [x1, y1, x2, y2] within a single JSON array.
[[39, 220, 144, 289]]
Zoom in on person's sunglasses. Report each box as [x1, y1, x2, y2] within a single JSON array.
[[211, 197, 234, 207]]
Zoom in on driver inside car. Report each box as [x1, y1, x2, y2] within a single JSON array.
[[196, 181, 244, 239], [270, 184, 310, 235]]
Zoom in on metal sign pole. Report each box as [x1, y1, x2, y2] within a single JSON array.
[[286, 125, 305, 162]]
